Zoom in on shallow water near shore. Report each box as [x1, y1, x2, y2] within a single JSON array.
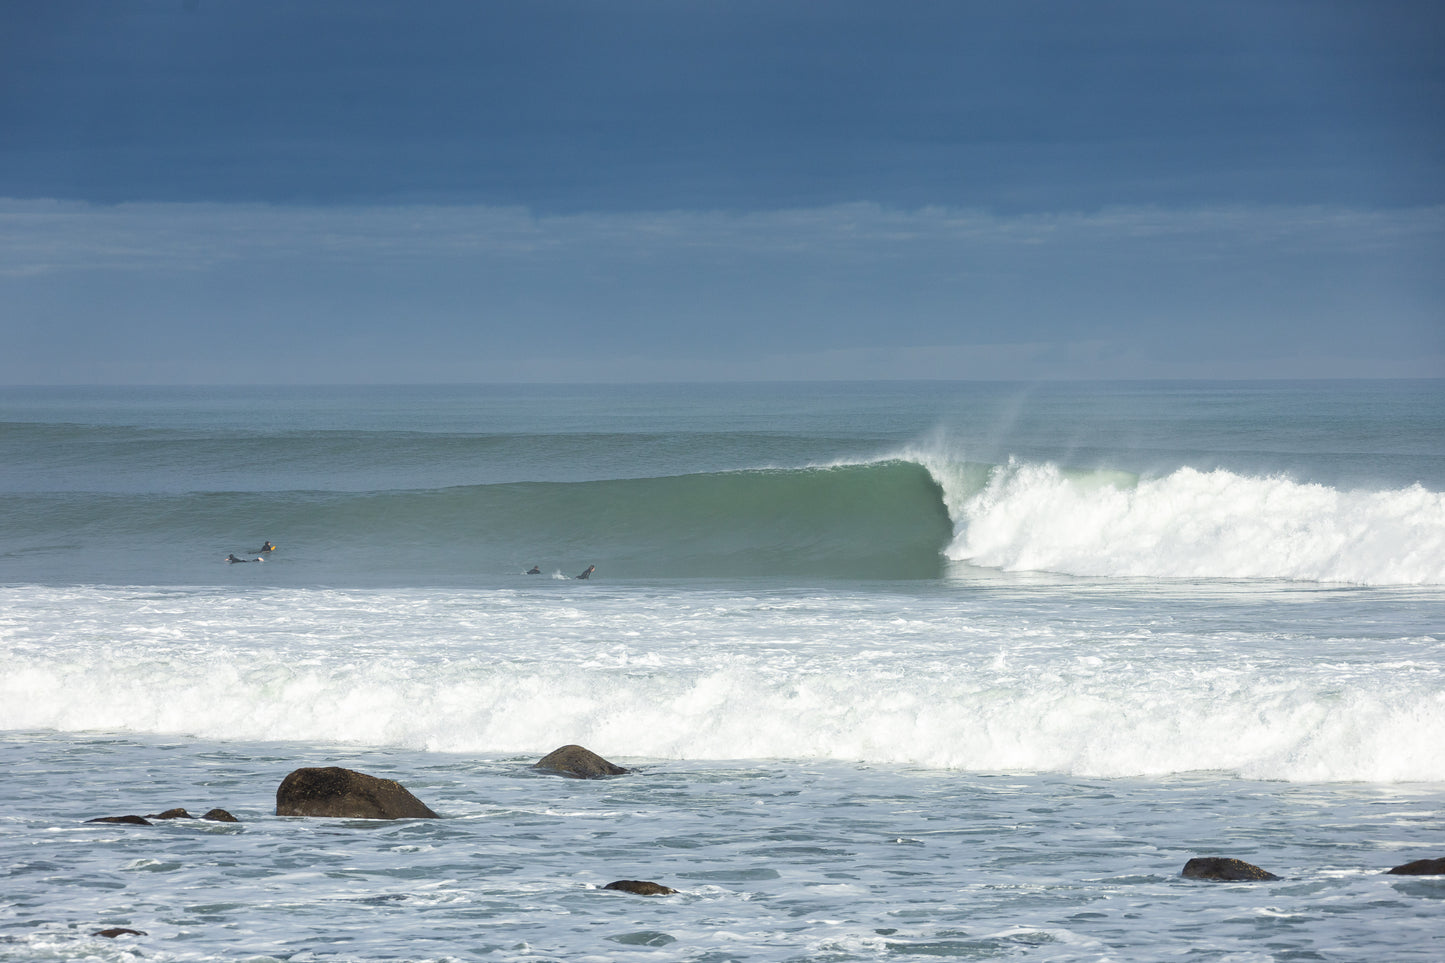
[[4, 731, 1443, 962], [2, 381, 1443, 959]]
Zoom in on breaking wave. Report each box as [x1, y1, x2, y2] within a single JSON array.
[[944, 459, 1445, 586]]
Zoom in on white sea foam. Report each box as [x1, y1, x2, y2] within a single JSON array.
[[944, 460, 1445, 586], [4, 585, 1441, 783]]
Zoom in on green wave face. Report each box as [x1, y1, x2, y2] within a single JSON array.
[[0, 461, 957, 583], [500, 461, 955, 580], [340, 461, 955, 580]]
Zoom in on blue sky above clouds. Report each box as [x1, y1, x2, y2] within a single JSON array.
[[1, 0, 1442, 382]]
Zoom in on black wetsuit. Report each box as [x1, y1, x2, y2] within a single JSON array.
[[576, 565, 595, 579], [526, 566, 541, 575]]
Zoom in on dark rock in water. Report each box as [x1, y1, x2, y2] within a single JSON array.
[[94, 928, 146, 938], [90, 807, 238, 823], [276, 766, 439, 819], [1386, 857, 1445, 876], [1181, 857, 1280, 881], [608, 930, 677, 946], [603, 879, 678, 896], [533, 745, 629, 779]]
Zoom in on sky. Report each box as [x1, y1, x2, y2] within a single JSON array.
[[1, 0, 1442, 383]]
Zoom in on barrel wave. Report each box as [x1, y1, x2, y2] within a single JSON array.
[[6, 446, 1444, 585], [402, 461, 955, 578], [1, 460, 955, 583]]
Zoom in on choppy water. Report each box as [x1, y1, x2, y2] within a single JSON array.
[[1, 381, 1443, 960], [5, 732, 1443, 962]]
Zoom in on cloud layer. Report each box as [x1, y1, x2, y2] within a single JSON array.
[[4, 199, 1441, 383]]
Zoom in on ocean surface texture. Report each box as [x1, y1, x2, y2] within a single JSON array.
[[1, 381, 1442, 962]]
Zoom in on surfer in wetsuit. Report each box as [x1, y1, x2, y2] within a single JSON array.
[[226, 554, 260, 563], [576, 564, 595, 579], [259, 541, 275, 553], [526, 565, 541, 575]]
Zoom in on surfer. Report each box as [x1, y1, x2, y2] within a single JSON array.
[[576, 565, 595, 579], [259, 541, 276, 553], [526, 565, 541, 575], [226, 554, 261, 563]]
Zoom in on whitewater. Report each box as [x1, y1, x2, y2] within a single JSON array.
[[3, 580, 1442, 783], [1, 380, 1442, 961], [944, 459, 1445, 586]]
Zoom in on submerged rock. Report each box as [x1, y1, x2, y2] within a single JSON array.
[[603, 879, 678, 896], [275, 767, 439, 819], [1386, 857, 1445, 876], [533, 745, 629, 779], [1181, 857, 1280, 881], [90, 807, 238, 824], [94, 928, 146, 938]]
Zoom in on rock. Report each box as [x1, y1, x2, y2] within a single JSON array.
[[275, 766, 439, 819], [533, 745, 629, 779], [1181, 857, 1280, 881], [1386, 857, 1445, 876], [94, 928, 146, 938], [88, 808, 239, 824], [603, 879, 677, 896]]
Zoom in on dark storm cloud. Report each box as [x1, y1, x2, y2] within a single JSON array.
[[2, 1, 1441, 383], [2, 0, 1441, 210]]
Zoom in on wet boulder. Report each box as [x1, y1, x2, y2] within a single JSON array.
[[94, 928, 146, 938], [86, 815, 152, 826], [275, 766, 439, 819], [202, 808, 239, 823], [603, 879, 678, 896], [1181, 857, 1280, 881], [533, 745, 629, 779], [147, 808, 193, 820], [1386, 857, 1445, 876]]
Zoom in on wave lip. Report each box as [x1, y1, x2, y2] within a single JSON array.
[[947, 460, 1445, 586]]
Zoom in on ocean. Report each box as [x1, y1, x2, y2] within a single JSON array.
[[1, 380, 1442, 961]]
